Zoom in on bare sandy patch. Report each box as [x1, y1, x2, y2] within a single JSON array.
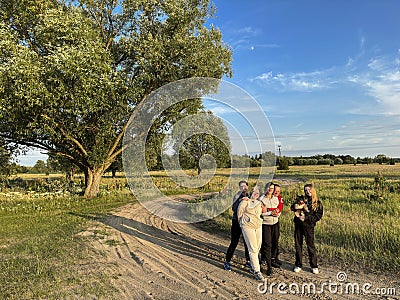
[[79, 199, 399, 299]]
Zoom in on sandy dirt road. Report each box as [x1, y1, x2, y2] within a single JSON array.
[[80, 200, 400, 300]]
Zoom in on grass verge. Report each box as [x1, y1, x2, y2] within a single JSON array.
[[0, 190, 134, 299]]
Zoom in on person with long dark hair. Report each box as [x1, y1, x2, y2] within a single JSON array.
[[291, 183, 323, 274], [271, 183, 284, 267], [259, 182, 280, 276]]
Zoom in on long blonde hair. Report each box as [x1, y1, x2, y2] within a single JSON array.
[[304, 183, 319, 211]]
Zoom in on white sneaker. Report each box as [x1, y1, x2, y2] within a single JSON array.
[[293, 267, 302, 273], [312, 268, 319, 274]]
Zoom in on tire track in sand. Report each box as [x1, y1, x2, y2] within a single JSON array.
[[81, 200, 399, 300]]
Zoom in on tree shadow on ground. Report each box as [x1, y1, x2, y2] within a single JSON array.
[[83, 213, 255, 278]]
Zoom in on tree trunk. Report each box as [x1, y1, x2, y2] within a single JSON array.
[[66, 168, 75, 184], [84, 167, 105, 198]]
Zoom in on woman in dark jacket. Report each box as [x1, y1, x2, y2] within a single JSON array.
[[291, 183, 323, 274]]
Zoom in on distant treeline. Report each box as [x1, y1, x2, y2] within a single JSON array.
[[232, 152, 399, 169], [2, 153, 398, 176]]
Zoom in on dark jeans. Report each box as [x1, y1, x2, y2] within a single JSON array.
[[260, 222, 280, 268], [294, 223, 318, 268], [226, 219, 250, 262], [272, 221, 280, 261]]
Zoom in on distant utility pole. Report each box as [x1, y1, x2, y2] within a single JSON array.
[[277, 145, 282, 157]]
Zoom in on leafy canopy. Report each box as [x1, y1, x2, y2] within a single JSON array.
[[0, 0, 232, 195]]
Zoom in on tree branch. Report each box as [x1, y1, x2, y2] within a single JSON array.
[[107, 130, 147, 165], [54, 151, 75, 161], [0, 133, 49, 151], [41, 114, 88, 156], [106, 93, 149, 159]]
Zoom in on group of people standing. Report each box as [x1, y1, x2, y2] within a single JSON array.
[[223, 180, 323, 282]]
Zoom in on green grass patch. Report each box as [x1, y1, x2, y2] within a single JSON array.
[[0, 190, 134, 299], [2, 164, 399, 298], [200, 165, 400, 273]]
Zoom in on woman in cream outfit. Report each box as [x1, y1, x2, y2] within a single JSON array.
[[237, 186, 267, 282]]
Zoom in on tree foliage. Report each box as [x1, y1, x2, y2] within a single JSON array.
[[0, 138, 13, 177], [0, 0, 232, 197], [171, 111, 231, 174], [32, 159, 48, 174], [374, 154, 390, 165], [277, 156, 290, 170]]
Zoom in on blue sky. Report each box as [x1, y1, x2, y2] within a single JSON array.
[[17, 0, 400, 166], [206, 0, 400, 158]]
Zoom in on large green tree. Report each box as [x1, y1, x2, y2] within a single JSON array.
[[0, 0, 232, 197], [171, 111, 231, 174]]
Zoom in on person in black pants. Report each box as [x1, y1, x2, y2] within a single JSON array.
[[291, 183, 323, 274], [224, 180, 250, 271], [271, 184, 284, 267], [259, 182, 279, 276]]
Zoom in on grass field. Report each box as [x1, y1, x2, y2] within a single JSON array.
[[1, 164, 399, 298], [275, 174, 400, 271], [208, 164, 400, 272], [0, 189, 134, 299]]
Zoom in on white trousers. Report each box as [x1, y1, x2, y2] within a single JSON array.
[[241, 226, 262, 273]]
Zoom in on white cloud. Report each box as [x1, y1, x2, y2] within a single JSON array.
[[367, 58, 386, 71], [254, 72, 273, 81], [253, 47, 400, 114], [346, 57, 355, 67], [396, 50, 400, 65], [272, 114, 400, 157], [252, 70, 327, 91], [354, 59, 400, 113], [207, 106, 232, 115], [237, 26, 260, 35], [290, 79, 322, 90], [242, 36, 400, 156], [232, 42, 279, 51], [295, 136, 309, 142], [364, 76, 400, 112], [204, 99, 270, 116], [226, 26, 279, 51], [344, 54, 400, 114]]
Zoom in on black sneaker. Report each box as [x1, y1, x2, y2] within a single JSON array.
[[260, 260, 267, 267], [275, 258, 282, 266], [265, 267, 273, 276]]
